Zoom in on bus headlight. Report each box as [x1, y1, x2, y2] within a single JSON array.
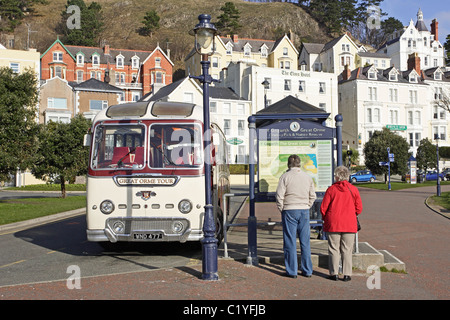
[[112, 221, 125, 234], [172, 221, 184, 233], [178, 199, 192, 214], [100, 200, 115, 214]]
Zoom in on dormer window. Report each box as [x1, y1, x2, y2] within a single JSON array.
[[389, 72, 397, 81], [368, 71, 376, 79], [226, 43, 233, 55], [131, 56, 140, 69], [116, 54, 124, 68], [434, 72, 442, 81], [92, 53, 100, 66], [260, 45, 268, 58], [244, 44, 251, 56], [76, 53, 84, 65], [409, 73, 417, 83]]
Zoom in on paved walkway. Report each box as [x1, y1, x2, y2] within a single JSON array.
[[0, 185, 448, 304]]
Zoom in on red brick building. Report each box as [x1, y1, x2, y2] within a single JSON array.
[[40, 39, 173, 102]]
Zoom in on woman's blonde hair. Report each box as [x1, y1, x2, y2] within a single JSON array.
[[334, 165, 350, 182]]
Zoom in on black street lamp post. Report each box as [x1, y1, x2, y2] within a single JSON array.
[[189, 14, 219, 281]]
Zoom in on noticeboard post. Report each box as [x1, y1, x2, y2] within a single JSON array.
[[246, 113, 342, 265]]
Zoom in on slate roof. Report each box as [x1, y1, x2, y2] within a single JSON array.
[[338, 65, 429, 85], [70, 78, 123, 93], [256, 95, 326, 114], [220, 36, 276, 54], [209, 86, 245, 100], [64, 45, 153, 66]]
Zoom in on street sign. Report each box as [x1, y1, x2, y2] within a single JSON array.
[[379, 161, 388, 166], [386, 125, 407, 131], [389, 153, 394, 162], [226, 137, 244, 145]]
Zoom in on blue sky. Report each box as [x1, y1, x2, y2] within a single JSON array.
[[380, 0, 450, 43]]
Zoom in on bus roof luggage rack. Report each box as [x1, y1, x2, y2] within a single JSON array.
[[106, 102, 149, 118], [151, 101, 196, 117]]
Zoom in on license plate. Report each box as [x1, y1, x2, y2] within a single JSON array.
[[133, 233, 163, 240]]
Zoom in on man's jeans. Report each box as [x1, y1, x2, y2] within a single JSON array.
[[281, 209, 313, 276]]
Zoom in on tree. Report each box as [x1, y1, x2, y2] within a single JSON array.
[[435, 88, 450, 114], [0, 67, 40, 182], [32, 115, 91, 198], [0, 0, 47, 32], [363, 128, 410, 176], [139, 10, 160, 38], [416, 138, 437, 171], [216, 2, 242, 36], [58, 0, 104, 46], [444, 34, 450, 65]]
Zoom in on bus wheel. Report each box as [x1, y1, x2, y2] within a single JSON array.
[[215, 208, 224, 246]]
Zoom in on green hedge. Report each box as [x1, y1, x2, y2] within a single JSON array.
[[229, 164, 257, 175]]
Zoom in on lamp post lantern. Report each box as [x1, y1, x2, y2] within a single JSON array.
[[189, 14, 219, 281]]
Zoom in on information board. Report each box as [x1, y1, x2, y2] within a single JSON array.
[[257, 120, 334, 193]]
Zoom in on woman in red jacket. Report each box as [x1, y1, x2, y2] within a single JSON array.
[[320, 166, 363, 281]]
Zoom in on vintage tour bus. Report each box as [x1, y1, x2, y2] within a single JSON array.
[[84, 101, 230, 244]]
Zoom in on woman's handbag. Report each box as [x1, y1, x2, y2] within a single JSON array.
[[346, 185, 361, 231]]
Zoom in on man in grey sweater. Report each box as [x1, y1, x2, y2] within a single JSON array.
[[276, 154, 316, 278]]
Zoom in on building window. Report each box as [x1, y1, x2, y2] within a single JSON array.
[[389, 88, 398, 102], [53, 51, 63, 62], [210, 101, 217, 113], [368, 87, 377, 101], [223, 103, 231, 114], [116, 55, 124, 68], [284, 79, 291, 91], [389, 110, 398, 124], [226, 43, 232, 55], [244, 44, 251, 56], [48, 98, 67, 109], [434, 72, 442, 81], [212, 57, 219, 68], [53, 66, 65, 79], [409, 90, 418, 104], [261, 46, 268, 57], [154, 72, 163, 83], [132, 92, 141, 102], [368, 70, 376, 79], [77, 70, 83, 83], [283, 47, 288, 56], [433, 106, 446, 120], [183, 92, 194, 103], [433, 59, 438, 67], [415, 111, 421, 125], [285, 61, 291, 70], [238, 120, 245, 136], [90, 54, 99, 66], [408, 111, 413, 125], [77, 54, 84, 65], [90, 100, 108, 110], [319, 82, 326, 94], [237, 103, 245, 115], [433, 126, 446, 141], [155, 57, 161, 68], [224, 119, 231, 135], [9, 62, 20, 73], [132, 57, 139, 69], [299, 80, 305, 92]]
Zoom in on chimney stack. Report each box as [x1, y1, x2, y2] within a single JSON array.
[[232, 34, 238, 42], [407, 53, 421, 74], [431, 19, 439, 41], [103, 44, 110, 55], [342, 64, 351, 81]]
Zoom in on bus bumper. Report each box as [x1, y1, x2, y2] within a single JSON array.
[[87, 217, 203, 243]]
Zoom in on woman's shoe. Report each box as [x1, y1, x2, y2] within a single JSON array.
[[343, 275, 351, 282], [328, 275, 339, 281]]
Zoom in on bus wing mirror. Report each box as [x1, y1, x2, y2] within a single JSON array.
[[84, 134, 91, 147]]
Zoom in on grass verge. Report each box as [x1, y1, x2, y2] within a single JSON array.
[[0, 196, 86, 226]]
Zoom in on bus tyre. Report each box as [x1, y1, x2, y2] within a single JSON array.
[[215, 208, 224, 246]]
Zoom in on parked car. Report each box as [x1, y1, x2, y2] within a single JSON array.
[[442, 168, 450, 181], [425, 170, 445, 181], [350, 170, 376, 183]]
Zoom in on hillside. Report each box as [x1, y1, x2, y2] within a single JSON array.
[[4, 0, 332, 72]]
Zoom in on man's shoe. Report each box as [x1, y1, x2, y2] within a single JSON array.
[[285, 273, 297, 279], [343, 276, 351, 282], [301, 273, 312, 278], [328, 275, 339, 281]]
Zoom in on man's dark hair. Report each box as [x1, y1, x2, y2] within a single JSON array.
[[287, 154, 301, 168]]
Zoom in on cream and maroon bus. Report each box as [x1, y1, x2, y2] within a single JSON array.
[[84, 101, 230, 244]]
